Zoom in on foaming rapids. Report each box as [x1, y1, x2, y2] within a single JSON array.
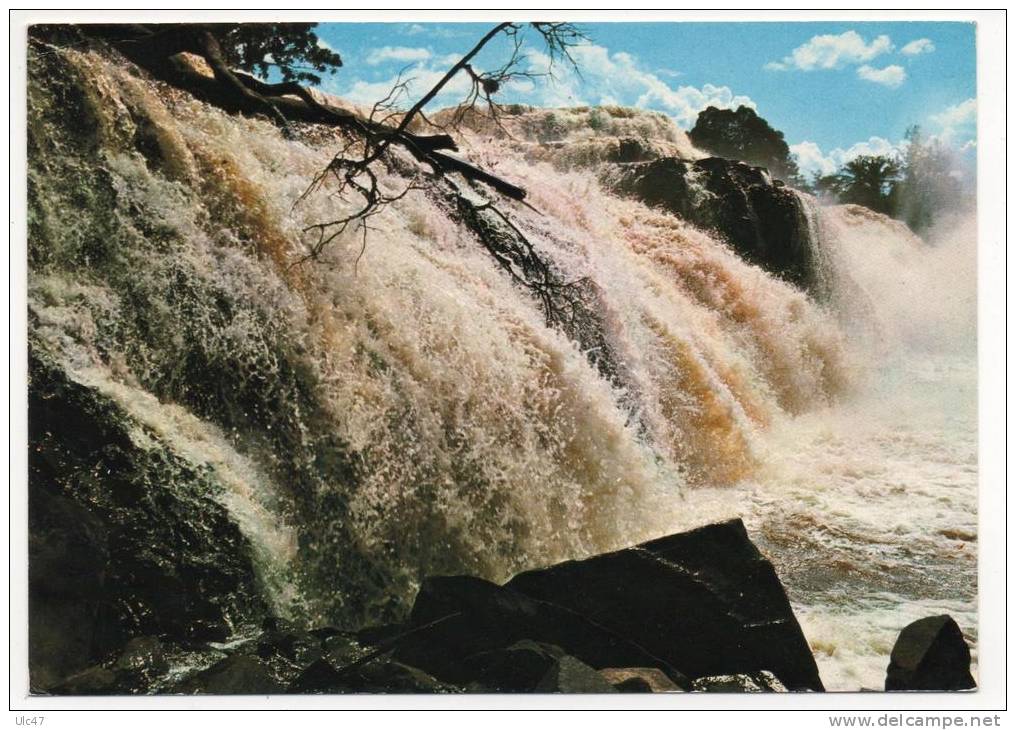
[[27, 41, 976, 690]]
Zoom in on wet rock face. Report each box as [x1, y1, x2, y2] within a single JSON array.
[[28, 352, 268, 692], [613, 156, 818, 292], [885, 615, 976, 691]]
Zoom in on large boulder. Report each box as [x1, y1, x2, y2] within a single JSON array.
[[393, 519, 821, 693], [885, 615, 976, 691], [599, 667, 682, 693], [176, 655, 284, 695], [504, 518, 824, 692], [612, 156, 819, 292]]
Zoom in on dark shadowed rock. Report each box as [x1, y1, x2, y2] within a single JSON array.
[[535, 655, 618, 693], [460, 640, 566, 691], [612, 156, 819, 292], [256, 629, 324, 666], [177, 655, 283, 695], [599, 667, 682, 693], [287, 657, 454, 694], [48, 665, 117, 695], [504, 518, 824, 692], [287, 658, 352, 694], [885, 615, 976, 691], [29, 488, 115, 690], [395, 574, 690, 689], [692, 671, 788, 693], [348, 660, 456, 694], [115, 636, 168, 685]]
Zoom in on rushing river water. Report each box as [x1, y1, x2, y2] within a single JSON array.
[[27, 43, 977, 691]]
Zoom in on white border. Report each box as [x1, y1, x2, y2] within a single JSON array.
[[6, 7, 1008, 718]]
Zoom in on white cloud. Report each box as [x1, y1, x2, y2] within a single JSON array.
[[900, 38, 935, 56], [789, 141, 839, 178], [857, 64, 907, 88], [366, 46, 432, 66], [791, 136, 902, 178], [929, 97, 976, 145], [766, 31, 893, 71], [522, 43, 756, 127]]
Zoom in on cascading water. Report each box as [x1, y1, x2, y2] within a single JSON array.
[[27, 42, 976, 691]]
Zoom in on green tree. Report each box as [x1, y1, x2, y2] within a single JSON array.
[[213, 23, 343, 84], [689, 105, 806, 187], [834, 155, 901, 215]]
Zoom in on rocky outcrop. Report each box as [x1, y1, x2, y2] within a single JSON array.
[[885, 615, 976, 691], [612, 156, 819, 292], [39, 516, 825, 695], [28, 352, 268, 692], [504, 519, 824, 692], [379, 518, 821, 693]]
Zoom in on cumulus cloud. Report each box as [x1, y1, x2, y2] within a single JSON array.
[[522, 43, 756, 127], [366, 46, 432, 66], [900, 38, 935, 56], [857, 64, 907, 88], [929, 98, 976, 145], [766, 31, 893, 71], [791, 136, 902, 178]]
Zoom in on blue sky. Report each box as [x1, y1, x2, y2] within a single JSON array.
[[312, 22, 977, 178]]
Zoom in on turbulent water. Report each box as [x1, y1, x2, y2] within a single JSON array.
[[27, 43, 977, 691]]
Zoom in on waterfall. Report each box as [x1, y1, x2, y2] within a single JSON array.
[[27, 40, 977, 691]]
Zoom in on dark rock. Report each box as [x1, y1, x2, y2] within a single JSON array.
[[614, 137, 657, 163], [885, 615, 976, 691], [534, 655, 618, 694], [459, 640, 566, 692], [599, 667, 682, 693], [287, 657, 455, 694], [28, 352, 268, 690], [505, 518, 824, 692], [29, 488, 115, 690], [395, 574, 689, 689], [323, 633, 371, 666], [613, 156, 819, 292], [48, 665, 117, 695], [187, 620, 230, 644], [287, 658, 353, 694], [256, 630, 323, 665], [347, 660, 456, 694], [356, 622, 407, 647], [692, 671, 788, 692], [309, 626, 345, 642], [114, 636, 168, 684], [177, 655, 284, 695]]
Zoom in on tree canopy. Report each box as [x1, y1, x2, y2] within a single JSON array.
[[689, 105, 805, 187], [212, 23, 343, 84], [812, 127, 973, 232]]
